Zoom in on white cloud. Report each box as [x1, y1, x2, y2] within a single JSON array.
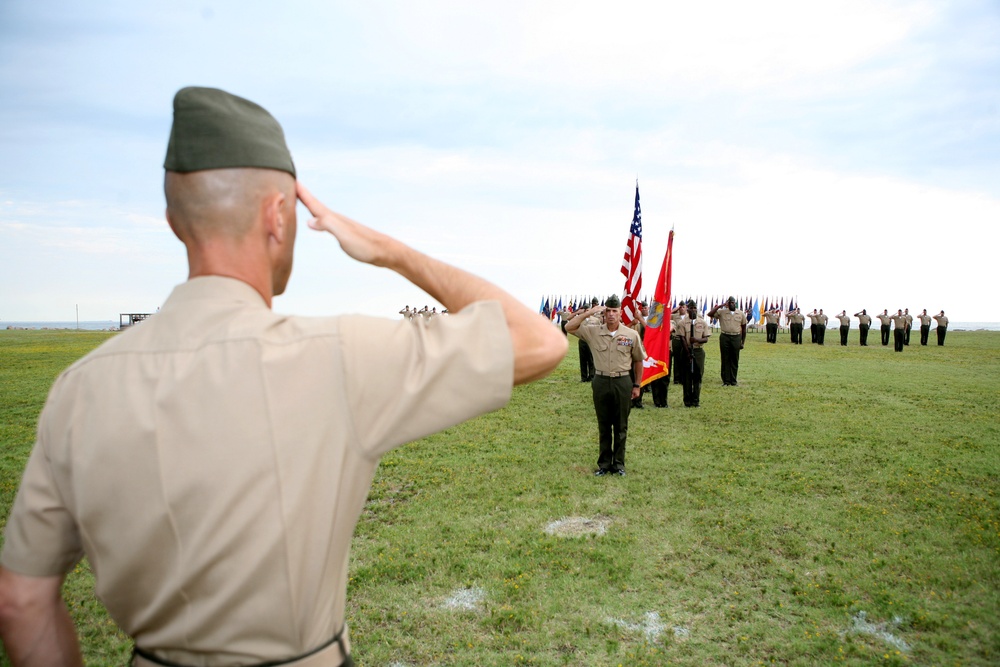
[[0, 197, 169, 254], [340, 0, 935, 95]]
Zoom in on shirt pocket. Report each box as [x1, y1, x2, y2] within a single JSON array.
[[590, 335, 612, 355], [616, 338, 635, 364]]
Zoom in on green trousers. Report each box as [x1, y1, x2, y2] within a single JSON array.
[[591, 375, 632, 471]]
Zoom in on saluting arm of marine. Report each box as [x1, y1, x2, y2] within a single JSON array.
[[298, 183, 567, 385], [564, 305, 604, 335]]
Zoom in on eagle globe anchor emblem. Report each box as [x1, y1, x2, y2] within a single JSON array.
[[646, 301, 665, 328]]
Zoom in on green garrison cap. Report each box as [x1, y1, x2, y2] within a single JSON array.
[[605, 295, 621, 308], [164, 87, 295, 177]]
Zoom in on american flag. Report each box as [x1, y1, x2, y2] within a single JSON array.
[[620, 184, 643, 325]]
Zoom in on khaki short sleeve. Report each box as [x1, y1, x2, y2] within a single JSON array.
[[339, 300, 514, 458], [572, 321, 597, 345], [2, 401, 84, 576], [632, 332, 647, 362]]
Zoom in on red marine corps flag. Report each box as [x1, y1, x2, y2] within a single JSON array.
[[640, 229, 674, 386], [620, 183, 643, 325]]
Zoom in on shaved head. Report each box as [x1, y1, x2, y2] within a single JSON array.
[[165, 168, 295, 242], [165, 167, 298, 301]]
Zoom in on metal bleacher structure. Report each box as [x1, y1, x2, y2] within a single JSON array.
[[119, 313, 152, 329]]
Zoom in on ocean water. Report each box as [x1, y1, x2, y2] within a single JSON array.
[[949, 322, 1000, 331], [2, 321, 120, 331]]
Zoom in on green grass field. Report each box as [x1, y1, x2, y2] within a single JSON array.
[[1, 328, 998, 666]]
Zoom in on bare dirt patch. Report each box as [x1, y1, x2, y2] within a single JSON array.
[[606, 611, 689, 642], [440, 586, 486, 611], [843, 610, 910, 652], [543, 516, 610, 537]]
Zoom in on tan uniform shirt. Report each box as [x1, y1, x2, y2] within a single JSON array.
[[764, 311, 780, 325], [574, 323, 646, 373], [877, 313, 892, 327], [818, 313, 829, 327], [836, 314, 851, 327], [670, 312, 683, 338], [715, 307, 744, 335], [789, 313, 805, 325], [857, 314, 872, 327], [919, 314, 932, 326], [891, 313, 908, 329], [934, 314, 949, 327], [2, 277, 514, 665], [680, 314, 712, 348]]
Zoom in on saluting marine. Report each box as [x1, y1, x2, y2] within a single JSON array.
[[933, 310, 949, 346], [855, 309, 872, 346], [876, 309, 892, 346], [566, 295, 646, 477], [918, 309, 932, 346], [707, 296, 745, 386], [0, 87, 566, 666], [835, 310, 851, 346]]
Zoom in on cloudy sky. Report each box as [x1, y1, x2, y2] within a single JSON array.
[[1, 0, 998, 323]]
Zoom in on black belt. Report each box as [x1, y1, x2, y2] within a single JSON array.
[[133, 626, 349, 667]]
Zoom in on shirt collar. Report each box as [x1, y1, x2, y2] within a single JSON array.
[[165, 276, 269, 310]]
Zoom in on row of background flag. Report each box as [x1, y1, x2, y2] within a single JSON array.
[[538, 295, 801, 325]]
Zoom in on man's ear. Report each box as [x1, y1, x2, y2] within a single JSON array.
[[263, 191, 288, 243], [166, 209, 186, 242]]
